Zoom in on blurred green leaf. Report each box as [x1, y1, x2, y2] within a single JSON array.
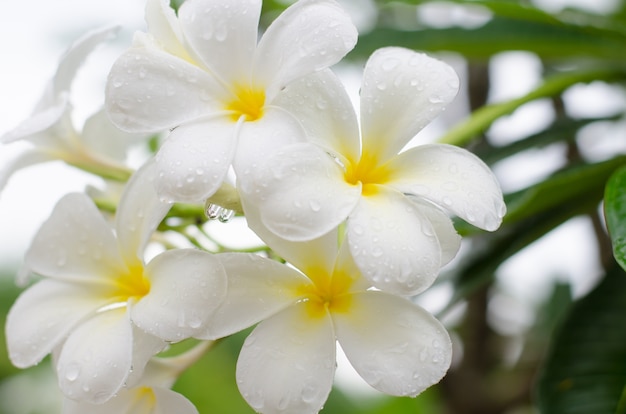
[[357, 1, 626, 61], [504, 155, 626, 226], [438, 69, 626, 147], [604, 165, 626, 272], [444, 157, 625, 313], [475, 115, 621, 166], [537, 265, 626, 414]]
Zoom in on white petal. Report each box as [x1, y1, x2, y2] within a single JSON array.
[[81, 108, 146, 162], [233, 106, 307, 185], [409, 198, 461, 267], [124, 326, 169, 388], [105, 44, 228, 133], [242, 142, 360, 241], [360, 48, 459, 162], [0, 148, 53, 193], [1, 94, 69, 144], [24, 193, 125, 284], [6, 280, 111, 368], [179, 0, 261, 85], [236, 302, 336, 414], [347, 188, 441, 295], [56, 308, 133, 404], [145, 0, 187, 57], [115, 160, 172, 267], [63, 384, 197, 414], [132, 249, 227, 341], [253, 0, 357, 97], [154, 116, 238, 203], [52, 26, 119, 100], [271, 69, 360, 161], [334, 291, 452, 397], [200, 253, 309, 340], [388, 144, 506, 231], [241, 200, 340, 279]]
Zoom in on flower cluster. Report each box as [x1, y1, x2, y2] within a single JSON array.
[[2, 0, 505, 413]]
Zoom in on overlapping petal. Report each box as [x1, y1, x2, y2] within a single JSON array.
[[105, 43, 228, 133], [23, 193, 124, 283], [145, 0, 186, 57], [1, 94, 68, 144], [179, 0, 261, 85], [81, 109, 145, 162], [115, 160, 171, 266], [154, 116, 239, 203], [409, 198, 461, 266], [242, 200, 340, 279], [236, 302, 336, 414], [200, 252, 310, 340], [270, 69, 360, 161], [333, 291, 452, 397], [244, 142, 360, 241], [6, 280, 112, 368], [233, 106, 307, 182], [387, 143, 506, 231], [50, 26, 119, 104], [253, 0, 358, 97], [56, 308, 134, 404], [360, 47, 459, 162], [132, 249, 227, 341], [347, 187, 442, 295]]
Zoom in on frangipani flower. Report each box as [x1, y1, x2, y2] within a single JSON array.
[[0, 26, 139, 192], [5, 162, 227, 404], [241, 47, 506, 295], [105, 0, 358, 204], [62, 341, 212, 414], [200, 212, 452, 414]]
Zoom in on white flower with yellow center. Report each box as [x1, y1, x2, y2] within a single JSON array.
[[105, 0, 358, 204], [62, 341, 210, 414], [5, 162, 227, 404], [199, 213, 452, 414], [1, 27, 138, 191], [241, 47, 506, 295]]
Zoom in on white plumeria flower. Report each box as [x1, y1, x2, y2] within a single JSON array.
[[241, 47, 506, 295], [0, 26, 140, 192], [5, 161, 227, 404], [199, 211, 452, 414], [105, 0, 358, 204], [62, 341, 212, 414]]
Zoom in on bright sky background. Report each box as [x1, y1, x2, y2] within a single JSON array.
[[0, 0, 625, 403]]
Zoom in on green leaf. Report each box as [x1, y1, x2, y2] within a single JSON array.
[[537, 265, 626, 414], [503, 156, 626, 226], [604, 165, 626, 272], [438, 68, 626, 147], [355, 1, 626, 61], [474, 115, 621, 166]]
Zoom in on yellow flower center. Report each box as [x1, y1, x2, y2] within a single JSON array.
[[225, 85, 266, 122], [113, 264, 151, 302], [128, 387, 157, 412], [301, 267, 355, 319], [344, 152, 391, 196]]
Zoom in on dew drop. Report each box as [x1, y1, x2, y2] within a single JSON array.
[[65, 363, 81, 382], [309, 199, 321, 212], [381, 57, 400, 72]]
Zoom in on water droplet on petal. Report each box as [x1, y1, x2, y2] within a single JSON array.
[[65, 363, 81, 382]]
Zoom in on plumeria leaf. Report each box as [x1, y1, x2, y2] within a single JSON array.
[[537, 265, 626, 413], [503, 156, 626, 228], [352, 3, 626, 61], [439, 68, 626, 147], [604, 165, 626, 273]]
